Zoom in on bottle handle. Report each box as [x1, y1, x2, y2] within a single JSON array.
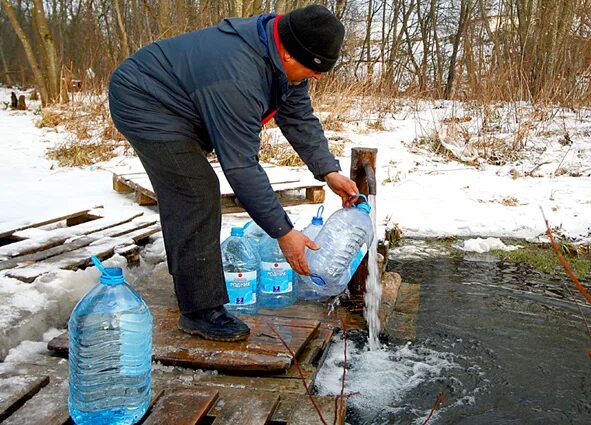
[[91, 256, 112, 276], [315, 205, 324, 218], [356, 194, 369, 204]]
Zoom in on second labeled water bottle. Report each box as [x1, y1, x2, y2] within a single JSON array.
[[306, 195, 374, 297], [258, 234, 295, 308], [221, 226, 260, 314]]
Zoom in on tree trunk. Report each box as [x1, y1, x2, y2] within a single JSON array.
[[32, 0, 63, 103], [114, 0, 131, 60], [1, 0, 49, 105], [0, 38, 12, 85], [444, 0, 472, 99]]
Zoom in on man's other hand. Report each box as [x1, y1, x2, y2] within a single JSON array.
[[324, 172, 359, 207], [277, 229, 319, 275]]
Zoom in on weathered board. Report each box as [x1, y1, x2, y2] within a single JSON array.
[[48, 305, 321, 373], [0, 364, 345, 424], [0, 207, 161, 283], [112, 160, 325, 210]]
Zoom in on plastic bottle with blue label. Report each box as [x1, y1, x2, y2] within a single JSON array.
[[68, 256, 152, 425], [306, 195, 374, 297], [258, 234, 295, 308], [221, 227, 260, 314], [296, 206, 327, 300]]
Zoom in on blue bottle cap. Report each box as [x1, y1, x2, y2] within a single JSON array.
[[231, 226, 244, 237], [100, 267, 125, 285]]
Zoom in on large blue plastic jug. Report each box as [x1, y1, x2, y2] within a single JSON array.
[[306, 195, 374, 297], [68, 257, 152, 425]]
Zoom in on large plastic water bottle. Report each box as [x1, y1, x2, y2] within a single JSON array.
[[258, 234, 295, 308], [221, 227, 260, 314], [68, 256, 152, 425], [306, 195, 374, 297], [296, 206, 327, 300]]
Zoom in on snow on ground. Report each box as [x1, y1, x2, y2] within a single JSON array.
[[0, 85, 590, 361]]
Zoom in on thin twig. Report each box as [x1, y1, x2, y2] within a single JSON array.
[[422, 390, 445, 425], [338, 320, 348, 424], [266, 322, 328, 425], [541, 208, 591, 305]]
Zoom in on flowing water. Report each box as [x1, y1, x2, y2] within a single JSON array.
[[316, 239, 591, 424], [364, 194, 382, 351]]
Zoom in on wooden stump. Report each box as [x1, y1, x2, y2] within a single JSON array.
[[17, 95, 26, 110]]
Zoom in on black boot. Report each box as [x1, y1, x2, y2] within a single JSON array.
[[177, 306, 250, 341]]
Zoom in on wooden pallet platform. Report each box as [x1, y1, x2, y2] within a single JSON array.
[[0, 206, 161, 282], [111, 161, 325, 211], [0, 362, 344, 424], [48, 305, 321, 373]]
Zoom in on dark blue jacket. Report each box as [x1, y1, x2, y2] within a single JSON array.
[[109, 14, 340, 238]]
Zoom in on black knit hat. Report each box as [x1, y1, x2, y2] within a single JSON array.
[[277, 5, 345, 73]]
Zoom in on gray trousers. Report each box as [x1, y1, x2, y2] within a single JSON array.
[[127, 137, 229, 313]]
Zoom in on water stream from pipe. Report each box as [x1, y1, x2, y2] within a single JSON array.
[[364, 194, 382, 350]]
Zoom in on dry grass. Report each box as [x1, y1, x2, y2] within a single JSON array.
[[41, 91, 128, 167], [47, 139, 119, 167]]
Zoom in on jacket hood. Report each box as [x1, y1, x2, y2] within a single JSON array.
[[218, 14, 275, 58]]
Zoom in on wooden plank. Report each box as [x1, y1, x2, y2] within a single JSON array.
[[5, 227, 159, 283], [1, 376, 69, 425], [210, 391, 279, 425], [0, 220, 159, 272], [143, 388, 218, 425], [0, 211, 144, 258], [271, 393, 344, 425], [0, 375, 49, 422], [48, 306, 320, 373], [0, 206, 101, 239]]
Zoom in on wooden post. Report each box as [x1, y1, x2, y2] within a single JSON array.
[[348, 147, 377, 296]]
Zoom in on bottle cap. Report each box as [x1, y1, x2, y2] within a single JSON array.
[[231, 226, 244, 237], [311, 205, 324, 225]]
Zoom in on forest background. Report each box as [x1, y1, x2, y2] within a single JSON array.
[[1, 0, 590, 109]]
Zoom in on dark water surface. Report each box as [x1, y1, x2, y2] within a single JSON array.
[[316, 240, 591, 425]]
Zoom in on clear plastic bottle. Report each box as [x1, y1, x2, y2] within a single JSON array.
[[68, 257, 152, 425], [258, 234, 295, 308], [306, 195, 374, 297], [221, 226, 260, 314], [296, 206, 327, 301]]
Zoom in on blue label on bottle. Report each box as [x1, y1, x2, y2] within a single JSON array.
[[224, 270, 257, 305], [310, 273, 327, 287], [347, 244, 368, 279], [260, 261, 293, 294]]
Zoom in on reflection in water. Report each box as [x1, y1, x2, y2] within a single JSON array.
[[315, 240, 591, 424]]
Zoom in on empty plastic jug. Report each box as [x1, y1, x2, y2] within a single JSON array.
[[222, 226, 260, 314], [306, 195, 374, 297], [68, 256, 152, 425]]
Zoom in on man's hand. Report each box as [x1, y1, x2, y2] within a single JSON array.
[[277, 229, 319, 275], [324, 172, 359, 207]]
